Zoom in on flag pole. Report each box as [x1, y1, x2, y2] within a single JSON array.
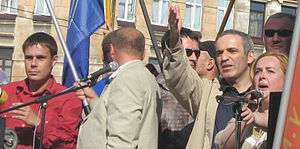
[[272, 4, 300, 148], [216, 0, 235, 40], [44, 0, 91, 115], [139, 0, 163, 71]]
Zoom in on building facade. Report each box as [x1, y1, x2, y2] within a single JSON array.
[[0, 0, 298, 83]]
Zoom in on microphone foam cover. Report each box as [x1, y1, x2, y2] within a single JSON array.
[[0, 88, 7, 105]]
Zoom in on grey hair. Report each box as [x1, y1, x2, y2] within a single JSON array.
[[266, 12, 296, 25], [216, 29, 254, 55]]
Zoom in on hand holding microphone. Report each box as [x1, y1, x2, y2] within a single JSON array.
[[240, 90, 266, 125], [74, 81, 99, 105], [216, 90, 266, 125], [76, 61, 118, 115]]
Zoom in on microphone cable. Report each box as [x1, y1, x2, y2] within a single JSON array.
[[32, 105, 42, 149]]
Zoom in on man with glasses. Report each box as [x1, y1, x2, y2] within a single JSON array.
[[156, 27, 199, 149], [180, 28, 201, 69], [264, 12, 295, 55]]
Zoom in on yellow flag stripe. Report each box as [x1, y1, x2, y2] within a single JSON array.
[[105, 0, 111, 24]]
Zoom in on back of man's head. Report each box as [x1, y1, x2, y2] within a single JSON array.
[[197, 40, 220, 79], [199, 41, 217, 62], [22, 32, 57, 57], [111, 28, 145, 57], [216, 29, 254, 55], [102, 32, 114, 65]]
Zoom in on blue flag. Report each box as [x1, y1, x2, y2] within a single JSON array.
[[62, 0, 105, 87]]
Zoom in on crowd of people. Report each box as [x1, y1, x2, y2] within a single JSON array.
[[0, 4, 295, 149]]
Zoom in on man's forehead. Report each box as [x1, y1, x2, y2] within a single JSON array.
[[24, 44, 51, 54], [266, 17, 294, 28], [216, 34, 243, 46]]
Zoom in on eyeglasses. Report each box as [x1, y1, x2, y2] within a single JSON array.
[[186, 49, 200, 59], [265, 29, 293, 37]]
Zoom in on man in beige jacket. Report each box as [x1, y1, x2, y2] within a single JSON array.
[[163, 6, 255, 149], [76, 28, 161, 149]]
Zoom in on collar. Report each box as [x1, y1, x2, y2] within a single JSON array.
[[16, 75, 55, 96], [219, 77, 253, 95], [109, 60, 141, 80]]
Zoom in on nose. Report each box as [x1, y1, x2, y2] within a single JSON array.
[[188, 52, 197, 61], [272, 32, 281, 41], [221, 51, 229, 62], [259, 71, 267, 80], [31, 57, 37, 67]]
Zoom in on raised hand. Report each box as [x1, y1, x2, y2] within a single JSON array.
[[168, 5, 181, 48]]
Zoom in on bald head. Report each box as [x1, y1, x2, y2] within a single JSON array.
[[111, 28, 145, 57]]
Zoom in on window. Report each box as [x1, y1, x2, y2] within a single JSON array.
[[184, 0, 202, 31], [217, 0, 234, 32], [0, 0, 18, 14], [117, 0, 135, 21], [152, 0, 169, 25], [282, 6, 296, 15], [0, 47, 13, 81], [248, 2, 265, 44], [34, 0, 54, 16]]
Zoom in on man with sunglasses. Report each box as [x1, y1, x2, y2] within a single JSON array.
[[157, 28, 200, 148], [163, 6, 255, 149], [264, 12, 295, 55], [181, 28, 201, 69]]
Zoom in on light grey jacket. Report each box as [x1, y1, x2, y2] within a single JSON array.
[[163, 42, 222, 149], [77, 60, 161, 149]]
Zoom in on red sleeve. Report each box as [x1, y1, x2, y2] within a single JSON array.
[[35, 92, 83, 148]]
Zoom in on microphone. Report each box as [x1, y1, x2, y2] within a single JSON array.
[[0, 88, 8, 105], [215, 95, 258, 105], [249, 90, 266, 100], [81, 61, 118, 82], [216, 90, 265, 105]]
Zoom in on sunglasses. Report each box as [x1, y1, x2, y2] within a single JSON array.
[[265, 29, 293, 37], [186, 49, 200, 59]]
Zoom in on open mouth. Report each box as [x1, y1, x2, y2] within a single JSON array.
[[258, 84, 268, 90]]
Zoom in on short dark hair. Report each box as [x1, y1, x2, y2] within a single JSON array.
[[102, 32, 114, 65], [180, 28, 201, 41], [22, 32, 58, 57], [161, 27, 201, 52]]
